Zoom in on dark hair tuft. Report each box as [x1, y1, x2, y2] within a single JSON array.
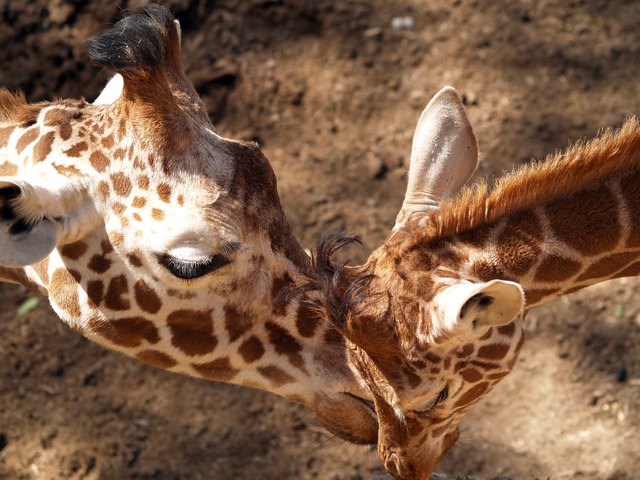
[[85, 3, 176, 75]]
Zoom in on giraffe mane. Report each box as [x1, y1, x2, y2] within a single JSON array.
[[0, 89, 45, 126], [422, 117, 640, 242]]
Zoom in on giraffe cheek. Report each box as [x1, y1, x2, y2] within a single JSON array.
[[312, 394, 378, 445]]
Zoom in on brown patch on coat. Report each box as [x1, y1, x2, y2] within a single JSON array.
[[534, 255, 582, 282], [90, 151, 109, 172], [132, 196, 146, 208], [112, 203, 126, 215], [96, 181, 110, 202], [101, 135, 114, 149], [547, 185, 620, 257], [60, 123, 72, 140], [476, 342, 511, 361], [271, 272, 294, 316], [53, 164, 82, 176], [460, 366, 483, 383], [224, 304, 253, 342], [576, 251, 639, 282], [89, 315, 160, 347], [0, 126, 14, 146], [137, 349, 177, 369], [104, 274, 130, 311], [615, 261, 640, 278], [471, 260, 505, 282], [238, 335, 265, 363], [151, 208, 164, 220], [111, 172, 132, 197], [63, 141, 88, 158], [157, 183, 171, 202], [265, 321, 306, 371], [137, 175, 150, 190], [192, 357, 239, 382], [524, 288, 560, 307], [296, 300, 321, 338], [49, 268, 82, 317], [31, 257, 49, 284], [257, 365, 295, 387], [86, 280, 104, 307], [32, 131, 55, 162], [0, 161, 18, 176], [495, 211, 543, 276], [619, 174, 640, 247], [456, 343, 474, 358], [16, 126, 40, 154], [113, 148, 125, 160], [497, 322, 516, 337], [453, 381, 490, 409], [134, 279, 162, 314], [166, 309, 217, 356], [60, 240, 88, 260], [88, 254, 111, 274], [127, 254, 143, 267]]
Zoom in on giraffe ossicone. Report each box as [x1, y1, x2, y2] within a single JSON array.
[[2, 4, 640, 480]]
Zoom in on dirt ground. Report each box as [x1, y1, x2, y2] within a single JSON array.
[[1, 0, 640, 479]]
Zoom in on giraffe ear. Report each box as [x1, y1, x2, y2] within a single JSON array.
[[91, 19, 182, 106], [86, 5, 201, 155], [93, 74, 124, 105], [394, 86, 479, 230], [0, 179, 61, 266], [430, 280, 524, 342]]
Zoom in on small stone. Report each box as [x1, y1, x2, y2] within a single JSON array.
[[134, 418, 150, 428], [391, 16, 414, 30]]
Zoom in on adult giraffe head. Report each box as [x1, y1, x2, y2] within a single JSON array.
[[0, 4, 378, 444]]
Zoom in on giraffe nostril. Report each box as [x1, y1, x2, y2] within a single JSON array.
[[9, 218, 33, 235], [0, 186, 21, 199], [384, 452, 402, 478]]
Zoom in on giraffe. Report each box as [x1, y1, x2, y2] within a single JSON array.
[[314, 86, 640, 478], [0, 3, 381, 449]]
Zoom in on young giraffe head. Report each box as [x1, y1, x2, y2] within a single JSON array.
[[0, 4, 384, 441], [315, 88, 526, 479]]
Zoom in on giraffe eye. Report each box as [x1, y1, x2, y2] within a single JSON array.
[[413, 386, 449, 415], [158, 253, 231, 280]]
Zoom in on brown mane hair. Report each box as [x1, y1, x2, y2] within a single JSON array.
[[421, 117, 640, 242], [0, 89, 44, 126]]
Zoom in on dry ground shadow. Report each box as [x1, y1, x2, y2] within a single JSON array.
[[1, 0, 640, 479]]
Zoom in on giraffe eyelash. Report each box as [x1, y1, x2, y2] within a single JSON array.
[[157, 253, 231, 280], [412, 386, 449, 417]]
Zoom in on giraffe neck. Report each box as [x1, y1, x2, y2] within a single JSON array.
[[441, 166, 640, 309]]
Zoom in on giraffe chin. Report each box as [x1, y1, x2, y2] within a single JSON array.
[[312, 392, 378, 445]]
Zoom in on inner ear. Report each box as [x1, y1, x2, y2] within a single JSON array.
[[460, 293, 494, 321], [431, 279, 524, 344]]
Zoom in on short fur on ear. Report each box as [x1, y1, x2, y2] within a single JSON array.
[[426, 279, 524, 344], [394, 86, 479, 230]]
